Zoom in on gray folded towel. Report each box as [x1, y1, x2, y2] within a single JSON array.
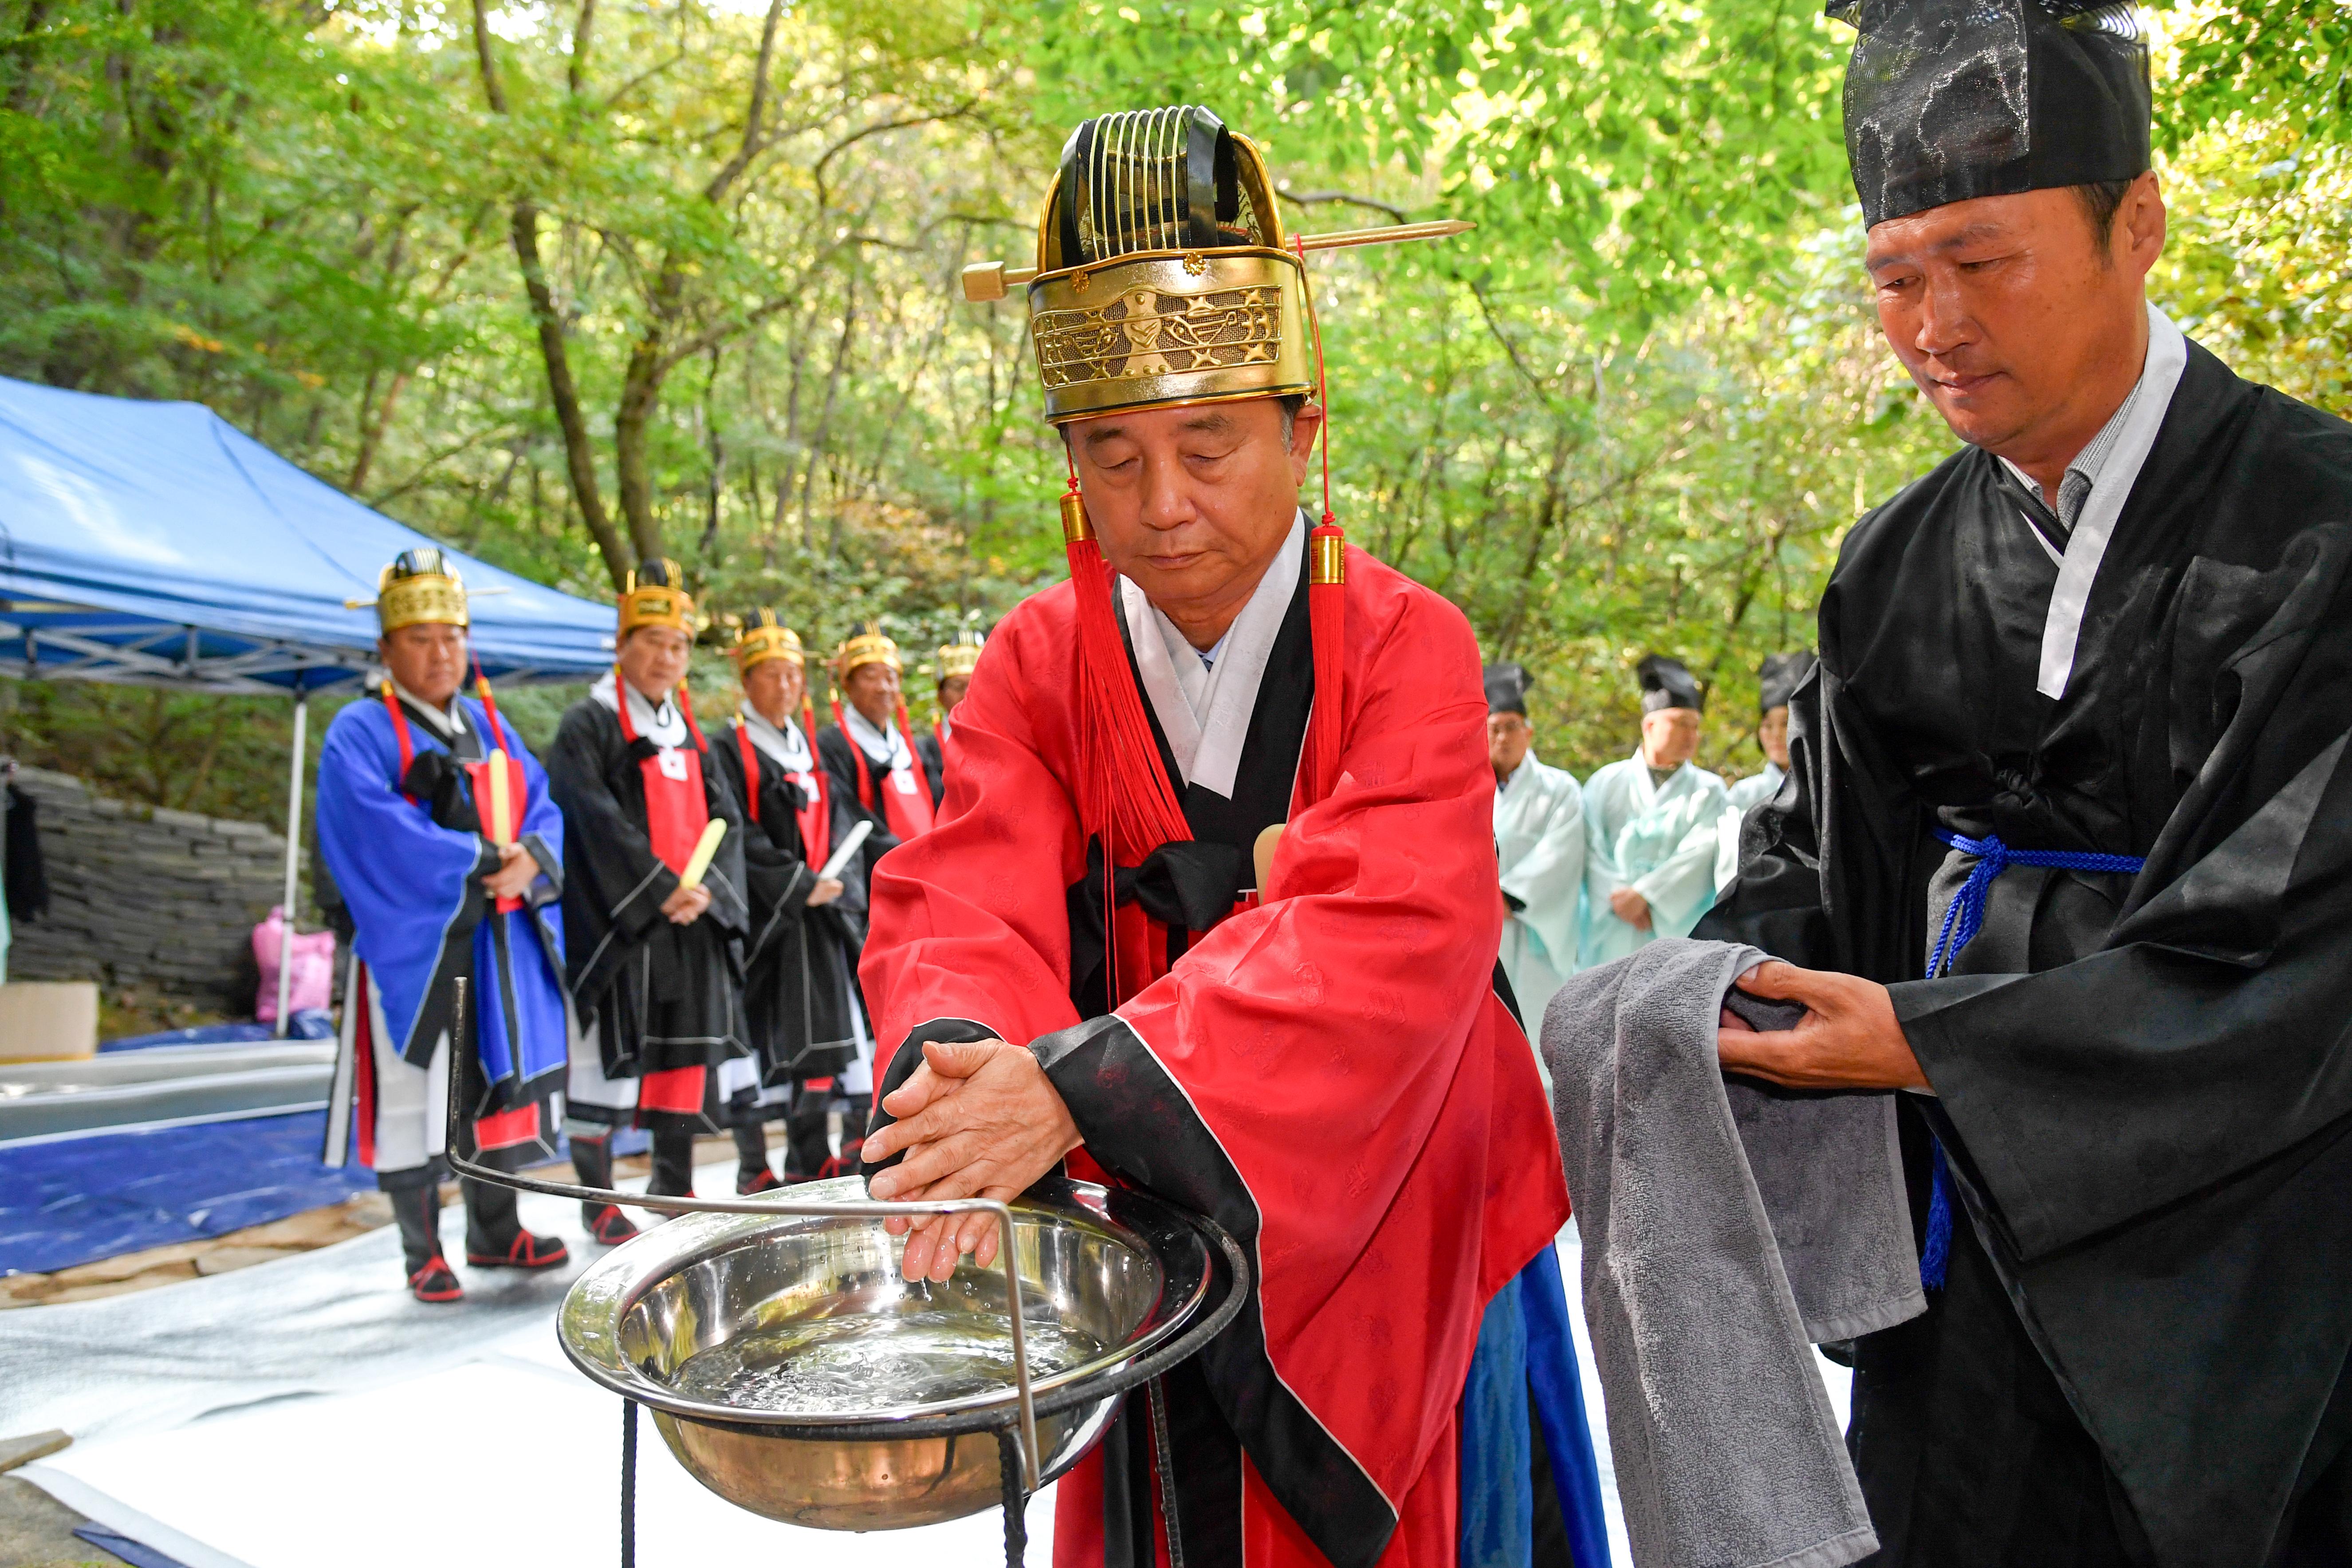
[[1542, 938, 1925, 1568]]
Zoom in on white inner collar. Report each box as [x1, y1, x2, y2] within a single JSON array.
[[388, 678, 466, 735], [739, 706, 812, 771], [844, 703, 912, 770], [1122, 514, 1305, 800], [591, 669, 687, 747], [2036, 302, 2188, 700]]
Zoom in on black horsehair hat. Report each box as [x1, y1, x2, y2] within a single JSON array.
[[1484, 663, 1533, 717], [1638, 655, 1704, 715], [1829, 0, 2151, 228], [1758, 651, 1818, 715]]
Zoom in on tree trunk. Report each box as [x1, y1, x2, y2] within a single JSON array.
[[611, 265, 686, 565], [472, 0, 629, 589]]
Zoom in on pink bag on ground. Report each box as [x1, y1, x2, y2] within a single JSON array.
[[254, 907, 335, 1022]]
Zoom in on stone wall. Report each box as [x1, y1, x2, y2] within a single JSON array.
[[6, 767, 296, 1013]]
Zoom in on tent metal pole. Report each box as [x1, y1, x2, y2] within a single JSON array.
[[274, 691, 308, 1037]]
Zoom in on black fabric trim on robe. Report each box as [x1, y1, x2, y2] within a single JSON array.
[[710, 720, 864, 1082], [1066, 567, 1401, 1567], [1065, 559, 1314, 1014], [1098, 1357, 1246, 1568], [1697, 339, 2352, 1567], [915, 727, 947, 808], [389, 705, 500, 1070], [543, 696, 750, 1095], [862, 1010, 1400, 1568], [815, 721, 903, 900]]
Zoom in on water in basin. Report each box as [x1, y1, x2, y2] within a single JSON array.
[[669, 1308, 1111, 1415]]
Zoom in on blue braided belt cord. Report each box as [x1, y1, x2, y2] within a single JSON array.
[[1916, 828, 2147, 1290]]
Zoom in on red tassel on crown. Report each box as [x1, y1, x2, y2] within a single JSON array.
[[1295, 235, 1346, 810], [1057, 460, 1196, 1006]]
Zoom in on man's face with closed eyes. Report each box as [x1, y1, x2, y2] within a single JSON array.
[[1064, 396, 1324, 646]]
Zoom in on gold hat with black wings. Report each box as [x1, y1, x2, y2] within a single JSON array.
[[962, 104, 1467, 424]]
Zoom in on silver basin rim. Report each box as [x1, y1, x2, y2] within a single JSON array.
[[558, 1177, 1244, 1437]]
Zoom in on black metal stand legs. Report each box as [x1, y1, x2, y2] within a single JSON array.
[[998, 1426, 1029, 1568], [621, 1398, 637, 1568]]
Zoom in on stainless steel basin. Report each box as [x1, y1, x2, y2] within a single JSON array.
[[557, 1176, 1243, 1530]]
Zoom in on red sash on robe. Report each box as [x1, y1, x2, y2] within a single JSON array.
[[848, 716, 936, 840], [737, 721, 833, 867], [616, 679, 711, 1115]]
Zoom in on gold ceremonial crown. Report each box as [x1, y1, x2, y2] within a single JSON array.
[[356, 547, 469, 632], [835, 622, 902, 680], [961, 105, 1470, 425], [732, 608, 804, 672], [619, 558, 695, 637], [934, 631, 985, 683]]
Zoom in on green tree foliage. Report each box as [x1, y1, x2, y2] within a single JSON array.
[[0, 0, 2342, 818]]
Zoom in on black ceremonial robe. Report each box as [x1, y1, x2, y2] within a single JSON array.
[[1699, 340, 2352, 1566], [545, 689, 752, 1131], [815, 718, 908, 889], [709, 718, 865, 1083], [915, 724, 948, 808]]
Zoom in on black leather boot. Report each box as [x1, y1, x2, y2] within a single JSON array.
[[387, 1180, 461, 1303], [650, 1124, 696, 1200], [732, 1121, 781, 1194], [786, 1089, 832, 1180], [462, 1175, 569, 1269], [571, 1133, 639, 1245]]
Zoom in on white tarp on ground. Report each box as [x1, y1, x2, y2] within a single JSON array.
[[2, 1152, 1850, 1568]]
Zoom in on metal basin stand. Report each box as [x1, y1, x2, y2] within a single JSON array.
[[437, 979, 1247, 1567]]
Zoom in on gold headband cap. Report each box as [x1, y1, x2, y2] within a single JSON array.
[[366, 547, 469, 632], [835, 622, 902, 679], [935, 633, 985, 681], [619, 558, 696, 637], [733, 609, 805, 672]]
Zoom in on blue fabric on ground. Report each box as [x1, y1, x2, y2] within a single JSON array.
[[1524, 1243, 1613, 1568], [101, 1012, 336, 1051], [3, 1110, 648, 1274], [0, 1110, 374, 1274], [1461, 1265, 1536, 1567], [73, 1526, 192, 1568]]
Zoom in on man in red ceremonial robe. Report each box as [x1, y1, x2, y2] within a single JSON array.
[[857, 106, 1573, 1568]]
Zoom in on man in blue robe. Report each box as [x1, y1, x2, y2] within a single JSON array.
[[318, 549, 573, 1302]]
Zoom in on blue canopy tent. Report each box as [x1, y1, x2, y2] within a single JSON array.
[[0, 375, 617, 1029]]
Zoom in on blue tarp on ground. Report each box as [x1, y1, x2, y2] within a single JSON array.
[[102, 1012, 337, 1051], [0, 1110, 375, 1274], [0, 1112, 649, 1275], [0, 376, 614, 692]]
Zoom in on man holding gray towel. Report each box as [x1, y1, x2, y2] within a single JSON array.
[[1696, 4, 2352, 1565]]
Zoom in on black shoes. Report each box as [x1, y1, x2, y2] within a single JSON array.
[[409, 1256, 464, 1303], [465, 1230, 571, 1270]]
